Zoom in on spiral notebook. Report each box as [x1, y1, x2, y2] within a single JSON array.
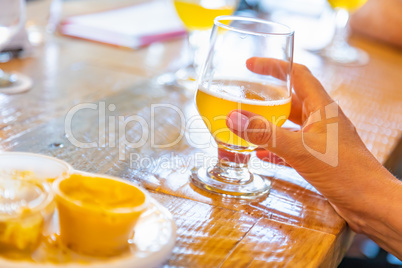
[[60, 1, 186, 49]]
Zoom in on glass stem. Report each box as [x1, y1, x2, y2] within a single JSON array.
[[330, 8, 350, 48], [321, 7, 368, 65], [187, 30, 211, 73], [207, 144, 253, 184], [187, 31, 198, 70]]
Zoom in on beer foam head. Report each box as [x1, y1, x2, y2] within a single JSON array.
[[198, 79, 291, 106]]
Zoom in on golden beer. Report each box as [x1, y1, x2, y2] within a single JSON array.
[[327, 0, 367, 11], [196, 80, 291, 148], [173, 0, 236, 31]]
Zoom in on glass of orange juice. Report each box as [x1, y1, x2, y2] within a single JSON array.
[[192, 16, 294, 198], [159, 0, 238, 89], [320, 0, 369, 65]]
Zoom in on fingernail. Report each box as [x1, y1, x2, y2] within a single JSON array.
[[229, 111, 249, 132], [246, 58, 255, 71]]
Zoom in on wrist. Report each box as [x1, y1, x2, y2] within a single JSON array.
[[332, 166, 400, 234]]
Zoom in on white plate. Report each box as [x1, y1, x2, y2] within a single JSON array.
[[0, 197, 176, 268]]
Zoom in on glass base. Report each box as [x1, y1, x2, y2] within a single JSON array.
[[156, 66, 197, 91], [0, 71, 32, 94], [190, 167, 271, 199], [321, 44, 369, 66]]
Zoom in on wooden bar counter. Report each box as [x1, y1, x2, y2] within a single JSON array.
[[0, 2, 401, 267]]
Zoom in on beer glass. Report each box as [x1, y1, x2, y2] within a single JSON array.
[[192, 16, 294, 198], [158, 0, 238, 89], [321, 0, 369, 65]]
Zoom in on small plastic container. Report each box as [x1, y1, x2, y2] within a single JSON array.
[[0, 179, 55, 252], [0, 152, 72, 183], [53, 172, 149, 256]]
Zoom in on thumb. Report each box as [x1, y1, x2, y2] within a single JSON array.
[[226, 110, 302, 159]]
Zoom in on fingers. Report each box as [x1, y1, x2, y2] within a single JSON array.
[[255, 149, 291, 167], [246, 57, 333, 108], [226, 109, 303, 158], [246, 57, 289, 80], [255, 125, 301, 167], [289, 93, 303, 125]]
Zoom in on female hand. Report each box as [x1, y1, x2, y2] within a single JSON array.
[[226, 57, 402, 259]]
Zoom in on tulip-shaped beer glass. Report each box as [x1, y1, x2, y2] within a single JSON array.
[[321, 0, 369, 65], [192, 16, 294, 198], [159, 0, 238, 89]]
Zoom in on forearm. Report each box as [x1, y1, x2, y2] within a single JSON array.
[[332, 166, 402, 259], [358, 172, 402, 259]]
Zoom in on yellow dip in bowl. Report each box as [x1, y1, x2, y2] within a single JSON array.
[[53, 173, 148, 256]]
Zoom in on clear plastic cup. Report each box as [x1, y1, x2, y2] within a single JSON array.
[[53, 172, 149, 256], [0, 179, 55, 252], [0, 152, 72, 183]]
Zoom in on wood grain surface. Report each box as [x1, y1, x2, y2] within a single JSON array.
[[0, 1, 401, 267]]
